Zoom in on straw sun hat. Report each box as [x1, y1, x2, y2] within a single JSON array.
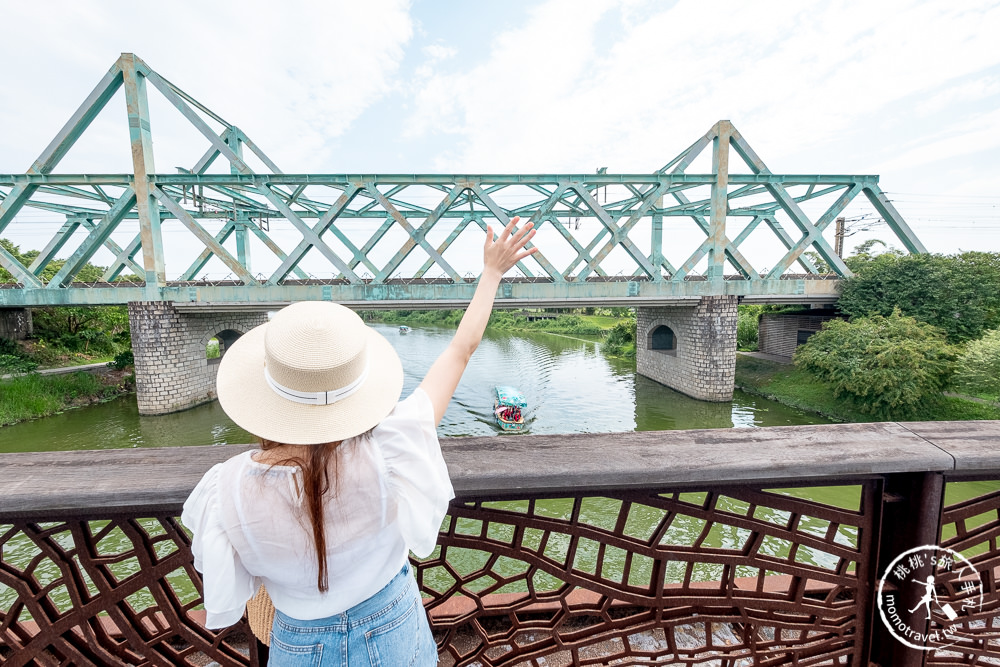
[[216, 301, 404, 445]]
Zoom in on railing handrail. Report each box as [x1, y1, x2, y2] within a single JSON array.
[[2, 420, 997, 519]]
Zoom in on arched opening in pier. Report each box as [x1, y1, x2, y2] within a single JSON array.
[[650, 325, 676, 354], [207, 329, 243, 365]]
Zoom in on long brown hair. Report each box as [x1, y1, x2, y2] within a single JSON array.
[[259, 438, 341, 592]]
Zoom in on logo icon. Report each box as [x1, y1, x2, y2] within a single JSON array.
[[877, 545, 983, 650]]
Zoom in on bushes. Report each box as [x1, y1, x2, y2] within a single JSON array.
[[108, 350, 135, 370], [602, 317, 636, 358], [378, 310, 465, 327], [952, 329, 1000, 399], [794, 310, 955, 419], [0, 354, 39, 374], [0, 338, 38, 373], [736, 305, 763, 351], [0, 371, 127, 426], [486, 311, 604, 336], [31, 305, 130, 356]]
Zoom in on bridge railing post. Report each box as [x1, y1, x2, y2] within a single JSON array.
[[869, 471, 946, 667]]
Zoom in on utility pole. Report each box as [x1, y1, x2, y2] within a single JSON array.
[[835, 217, 845, 258]]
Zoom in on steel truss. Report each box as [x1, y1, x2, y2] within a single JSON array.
[[0, 54, 925, 307]]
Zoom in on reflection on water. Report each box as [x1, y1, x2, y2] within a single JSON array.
[[0, 323, 831, 453], [0, 392, 252, 454]]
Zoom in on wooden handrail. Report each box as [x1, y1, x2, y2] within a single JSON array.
[[2, 420, 997, 519]]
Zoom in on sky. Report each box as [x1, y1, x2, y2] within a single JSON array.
[[1, 0, 998, 279]]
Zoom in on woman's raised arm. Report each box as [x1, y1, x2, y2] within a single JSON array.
[[418, 217, 537, 425]]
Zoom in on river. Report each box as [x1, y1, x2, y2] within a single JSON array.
[[5, 325, 993, 611], [0, 324, 830, 453]]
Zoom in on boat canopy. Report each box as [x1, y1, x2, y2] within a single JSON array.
[[494, 385, 527, 408]]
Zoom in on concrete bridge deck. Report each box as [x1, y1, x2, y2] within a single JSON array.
[[0, 274, 842, 308]]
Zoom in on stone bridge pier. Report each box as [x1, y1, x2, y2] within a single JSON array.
[[636, 296, 739, 402], [127, 302, 268, 415]]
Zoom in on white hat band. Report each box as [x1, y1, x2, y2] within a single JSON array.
[[264, 363, 370, 406]]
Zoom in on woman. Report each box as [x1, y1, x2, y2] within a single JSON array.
[[182, 218, 537, 665]]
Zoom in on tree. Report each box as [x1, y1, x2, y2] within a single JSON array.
[[803, 251, 831, 273], [31, 305, 130, 353], [838, 251, 1000, 343], [1, 239, 107, 284], [794, 310, 955, 419], [951, 329, 1000, 399], [843, 239, 898, 270], [0, 239, 24, 282]]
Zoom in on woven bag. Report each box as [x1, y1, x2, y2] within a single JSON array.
[[246, 585, 275, 647]]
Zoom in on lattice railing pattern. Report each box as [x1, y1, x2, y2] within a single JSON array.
[[1, 483, 877, 666], [0, 515, 252, 667], [927, 480, 1000, 665], [421, 487, 875, 666]]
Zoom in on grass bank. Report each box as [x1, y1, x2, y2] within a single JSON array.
[[0, 370, 134, 427], [374, 309, 625, 337], [735, 355, 1000, 422]]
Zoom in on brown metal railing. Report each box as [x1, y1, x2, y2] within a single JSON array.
[[2, 421, 998, 666]]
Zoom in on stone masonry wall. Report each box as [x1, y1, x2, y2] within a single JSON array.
[[0, 308, 32, 340], [128, 302, 268, 415], [636, 296, 738, 402], [758, 312, 842, 360]]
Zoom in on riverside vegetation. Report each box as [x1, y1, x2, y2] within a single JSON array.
[[1, 240, 136, 425], [375, 307, 639, 358], [735, 248, 1000, 422], [0, 316, 136, 426], [0, 370, 134, 427], [3, 236, 998, 427]]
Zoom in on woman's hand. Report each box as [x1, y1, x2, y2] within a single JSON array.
[[418, 216, 541, 425], [483, 217, 538, 279]]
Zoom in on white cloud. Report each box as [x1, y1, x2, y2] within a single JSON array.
[[423, 44, 458, 62], [402, 0, 616, 154], [915, 75, 1000, 116], [0, 0, 414, 173], [876, 107, 1000, 172], [2, 0, 998, 261], [401, 0, 1000, 179]]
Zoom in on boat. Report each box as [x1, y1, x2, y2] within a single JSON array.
[[398, 325, 411, 334], [493, 385, 527, 432]]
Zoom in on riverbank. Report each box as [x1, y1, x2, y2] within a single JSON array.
[[0, 369, 134, 427], [376, 308, 626, 337], [734, 354, 1000, 422], [378, 308, 638, 359]]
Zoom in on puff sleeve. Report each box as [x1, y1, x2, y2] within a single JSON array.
[[373, 388, 455, 557], [181, 462, 257, 629]]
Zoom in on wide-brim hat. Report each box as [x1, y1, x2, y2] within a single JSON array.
[[216, 301, 404, 445]]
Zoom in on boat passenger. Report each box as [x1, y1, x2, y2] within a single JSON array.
[[182, 218, 537, 665]]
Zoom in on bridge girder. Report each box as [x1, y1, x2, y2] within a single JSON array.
[[0, 54, 926, 308]]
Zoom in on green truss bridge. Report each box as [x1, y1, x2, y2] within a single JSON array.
[[0, 54, 929, 411], [0, 53, 925, 311]]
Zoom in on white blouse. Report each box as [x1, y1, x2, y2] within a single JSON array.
[[181, 388, 454, 629]]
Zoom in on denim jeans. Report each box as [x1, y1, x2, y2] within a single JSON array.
[[268, 563, 437, 666]]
